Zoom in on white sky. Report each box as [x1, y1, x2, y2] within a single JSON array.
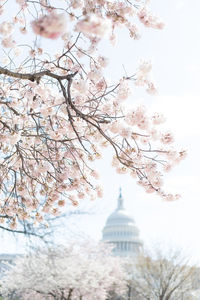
[[1, 0, 200, 264], [76, 0, 200, 264]]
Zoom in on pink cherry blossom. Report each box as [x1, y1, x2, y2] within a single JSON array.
[[0, 0, 185, 231], [1, 36, 16, 48], [16, 0, 27, 6], [152, 112, 166, 125], [2, 243, 127, 300], [138, 7, 164, 29], [146, 81, 157, 94], [76, 14, 112, 37], [120, 127, 131, 138], [0, 21, 14, 36], [161, 131, 174, 144], [138, 60, 152, 74], [98, 56, 109, 68], [31, 12, 67, 39], [117, 79, 131, 100], [9, 133, 21, 145], [87, 69, 102, 81]]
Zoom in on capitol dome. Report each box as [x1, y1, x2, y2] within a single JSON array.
[[102, 189, 143, 257]]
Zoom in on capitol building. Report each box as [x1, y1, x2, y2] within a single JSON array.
[[102, 189, 143, 257]]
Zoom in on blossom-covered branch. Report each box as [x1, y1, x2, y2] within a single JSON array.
[[0, 0, 185, 230]]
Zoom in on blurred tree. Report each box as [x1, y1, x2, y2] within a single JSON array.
[[126, 249, 197, 300], [1, 242, 127, 300]]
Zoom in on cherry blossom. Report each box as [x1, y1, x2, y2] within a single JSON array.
[[138, 7, 165, 29], [76, 14, 112, 38], [0, 21, 14, 36], [161, 131, 174, 144], [0, 0, 185, 232], [1, 36, 16, 48], [31, 12, 67, 39], [1, 242, 127, 300]]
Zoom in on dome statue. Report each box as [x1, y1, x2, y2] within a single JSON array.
[[102, 188, 143, 257]]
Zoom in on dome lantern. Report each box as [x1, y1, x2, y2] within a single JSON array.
[[117, 187, 124, 210]]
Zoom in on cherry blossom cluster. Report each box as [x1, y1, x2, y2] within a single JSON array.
[[1, 242, 127, 299], [138, 7, 165, 29], [0, 0, 184, 230], [31, 12, 67, 39]]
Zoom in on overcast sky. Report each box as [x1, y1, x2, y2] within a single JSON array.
[[1, 0, 200, 263], [76, 0, 200, 264]]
